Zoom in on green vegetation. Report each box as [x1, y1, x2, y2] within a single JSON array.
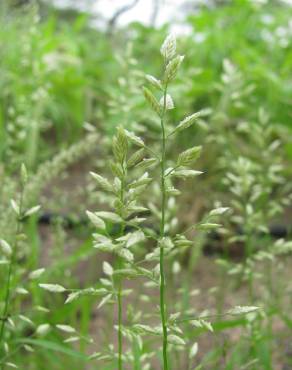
[[1, 1, 292, 369]]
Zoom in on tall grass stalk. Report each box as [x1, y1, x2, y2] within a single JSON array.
[[38, 33, 270, 370], [143, 34, 201, 369], [0, 165, 26, 359], [159, 81, 169, 369], [117, 163, 126, 370]]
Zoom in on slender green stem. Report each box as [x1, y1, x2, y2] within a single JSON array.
[[0, 187, 24, 364], [159, 84, 169, 370], [117, 164, 126, 370], [245, 229, 254, 303], [175, 311, 241, 324], [117, 256, 123, 370]]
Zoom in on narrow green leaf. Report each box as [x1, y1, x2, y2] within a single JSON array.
[[16, 339, 87, 360]]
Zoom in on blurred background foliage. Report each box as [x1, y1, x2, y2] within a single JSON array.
[[1, 0, 292, 173]]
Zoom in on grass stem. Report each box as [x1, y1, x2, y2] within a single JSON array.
[[0, 185, 24, 364], [159, 84, 169, 370]]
